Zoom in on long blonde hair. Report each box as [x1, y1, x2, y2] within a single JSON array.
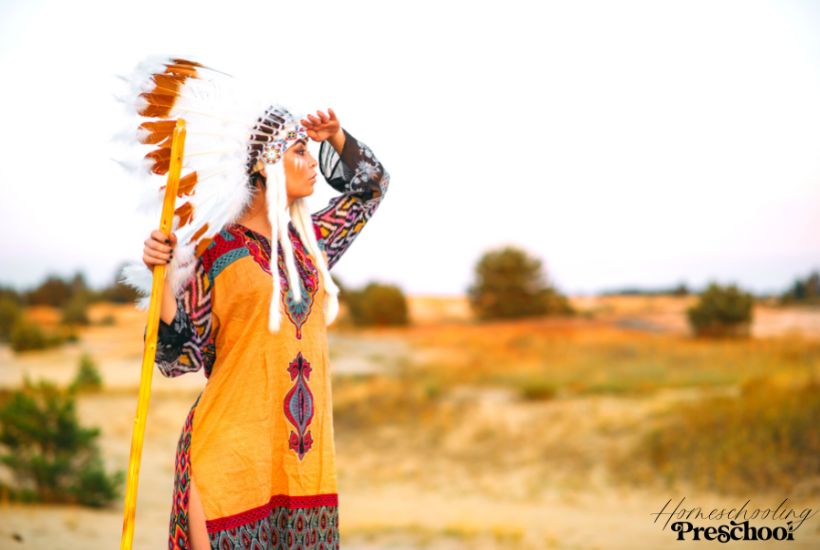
[[262, 159, 340, 332]]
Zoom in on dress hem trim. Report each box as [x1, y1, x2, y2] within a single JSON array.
[[205, 492, 339, 533]]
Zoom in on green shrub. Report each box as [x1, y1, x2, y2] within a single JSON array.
[[61, 294, 90, 326], [780, 270, 820, 306], [0, 285, 23, 304], [468, 246, 573, 320], [24, 276, 71, 307], [346, 282, 409, 327], [10, 320, 48, 352], [70, 353, 103, 392], [0, 297, 22, 341], [0, 378, 123, 507], [9, 320, 66, 353], [687, 282, 753, 338]]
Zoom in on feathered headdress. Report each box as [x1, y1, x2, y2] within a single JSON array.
[[116, 56, 339, 332]]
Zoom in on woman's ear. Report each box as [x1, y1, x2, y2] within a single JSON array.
[[250, 171, 267, 190], [250, 159, 269, 189]]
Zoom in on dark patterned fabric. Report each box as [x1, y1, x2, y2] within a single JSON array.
[[208, 499, 339, 549], [169, 392, 202, 550], [155, 258, 216, 378], [313, 129, 390, 270]]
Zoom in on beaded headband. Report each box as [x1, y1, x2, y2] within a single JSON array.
[[261, 124, 309, 165]]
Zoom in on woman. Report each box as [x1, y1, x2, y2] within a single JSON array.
[[141, 106, 389, 549]]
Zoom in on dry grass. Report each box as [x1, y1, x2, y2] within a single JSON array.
[[366, 315, 820, 399], [615, 378, 820, 495]]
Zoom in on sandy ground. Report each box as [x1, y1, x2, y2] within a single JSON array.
[[0, 298, 818, 549], [2, 388, 817, 549]]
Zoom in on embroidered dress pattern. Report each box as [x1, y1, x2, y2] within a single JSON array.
[[154, 130, 388, 550], [169, 392, 203, 549], [235, 222, 320, 339], [207, 495, 340, 549], [277, 232, 320, 340], [284, 352, 315, 460]]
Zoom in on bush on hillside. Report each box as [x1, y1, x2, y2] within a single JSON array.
[[345, 282, 409, 327], [687, 282, 753, 338], [0, 297, 22, 342], [61, 294, 91, 326], [9, 320, 66, 353], [468, 246, 573, 320], [780, 270, 820, 306]]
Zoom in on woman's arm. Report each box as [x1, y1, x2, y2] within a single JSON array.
[[153, 259, 217, 378], [310, 127, 390, 269]]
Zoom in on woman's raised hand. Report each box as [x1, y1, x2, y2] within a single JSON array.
[[301, 108, 341, 143], [143, 230, 177, 271]]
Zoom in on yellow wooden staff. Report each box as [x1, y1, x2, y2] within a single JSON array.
[[120, 119, 187, 550]]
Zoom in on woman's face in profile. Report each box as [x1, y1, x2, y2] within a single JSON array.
[[284, 140, 318, 200]]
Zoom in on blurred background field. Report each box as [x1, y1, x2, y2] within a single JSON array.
[[0, 289, 818, 549]]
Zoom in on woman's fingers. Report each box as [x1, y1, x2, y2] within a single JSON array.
[[145, 238, 173, 254], [144, 251, 171, 263], [143, 230, 175, 269], [144, 245, 172, 259], [148, 231, 176, 250], [302, 110, 337, 131], [151, 229, 176, 244]]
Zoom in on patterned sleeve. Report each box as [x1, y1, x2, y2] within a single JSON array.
[[153, 258, 217, 378], [311, 128, 390, 270]]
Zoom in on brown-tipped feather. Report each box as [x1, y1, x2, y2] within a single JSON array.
[[149, 74, 185, 96], [174, 202, 194, 228], [190, 223, 209, 243], [138, 92, 180, 118], [177, 172, 198, 196], [136, 60, 201, 117], [195, 237, 214, 257], [167, 59, 202, 74], [138, 120, 176, 144], [145, 146, 171, 175]]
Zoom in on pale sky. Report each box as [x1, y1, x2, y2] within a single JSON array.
[[1, 0, 818, 296]]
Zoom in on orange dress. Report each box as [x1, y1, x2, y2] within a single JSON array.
[[154, 129, 389, 549]]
